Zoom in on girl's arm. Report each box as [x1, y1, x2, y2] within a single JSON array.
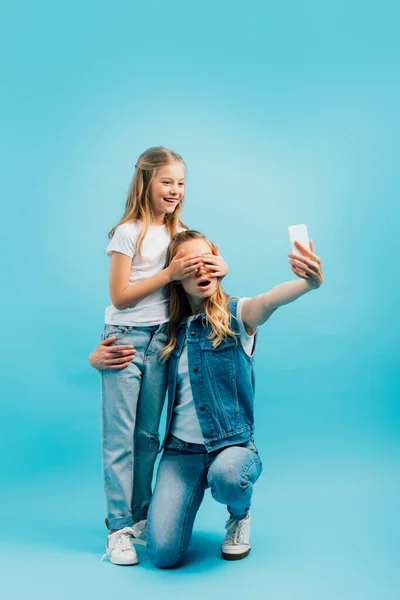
[[241, 241, 323, 331], [201, 244, 229, 278], [110, 250, 203, 310]]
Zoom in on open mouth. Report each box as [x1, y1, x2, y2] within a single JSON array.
[[164, 198, 178, 205], [197, 279, 212, 289]]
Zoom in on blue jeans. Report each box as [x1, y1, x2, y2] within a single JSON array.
[[101, 322, 168, 530], [146, 433, 263, 568]]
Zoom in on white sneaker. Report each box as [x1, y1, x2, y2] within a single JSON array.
[[221, 513, 251, 561], [101, 522, 146, 566], [132, 519, 147, 544]]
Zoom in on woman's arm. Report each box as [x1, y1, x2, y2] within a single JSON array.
[[88, 336, 136, 370], [242, 241, 323, 330], [110, 250, 204, 310]]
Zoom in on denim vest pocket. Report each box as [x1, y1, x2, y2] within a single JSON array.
[[200, 335, 241, 429], [200, 335, 237, 352]]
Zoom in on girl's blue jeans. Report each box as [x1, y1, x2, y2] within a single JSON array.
[[146, 433, 263, 568], [100, 322, 168, 530]]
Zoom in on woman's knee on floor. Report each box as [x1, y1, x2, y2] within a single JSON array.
[[146, 538, 184, 569]]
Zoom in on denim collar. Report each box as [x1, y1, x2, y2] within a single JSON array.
[[177, 310, 206, 330]]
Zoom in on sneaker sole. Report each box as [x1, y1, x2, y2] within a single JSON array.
[[109, 557, 139, 566], [221, 548, 251, 561]]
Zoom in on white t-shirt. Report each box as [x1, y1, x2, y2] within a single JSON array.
[[170, 298, 256, 444], [105, 221, 181, 326]]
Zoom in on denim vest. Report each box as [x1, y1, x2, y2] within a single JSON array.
[[163, 296, 257, 453]]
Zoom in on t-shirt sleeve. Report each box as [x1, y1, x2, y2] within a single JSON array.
[[106, 223, 137, 258], [236, 297, 257, 357]]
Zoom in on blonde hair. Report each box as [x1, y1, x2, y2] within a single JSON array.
[[161, 230, 236, 361], [109, 146, 187, 257]]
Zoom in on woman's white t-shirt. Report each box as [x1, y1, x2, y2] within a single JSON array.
[[105, 221, 177, 326], [170, 298, 256, 444]]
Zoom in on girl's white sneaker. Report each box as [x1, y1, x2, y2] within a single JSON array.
[[101, 523, 146, 565], [221, 513, 251, 561]]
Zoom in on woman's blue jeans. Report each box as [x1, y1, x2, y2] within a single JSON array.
[[100, 323, 168, 530], [146, 434, 263, 568]]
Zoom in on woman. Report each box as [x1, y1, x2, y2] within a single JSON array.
[[90, 230, 323, 567]]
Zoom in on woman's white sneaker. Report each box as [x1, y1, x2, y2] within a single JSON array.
[[102, 526, 142, 565], [221, 513, 251, 561]]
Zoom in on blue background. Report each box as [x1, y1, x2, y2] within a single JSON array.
[[1, 1, 398, 598]]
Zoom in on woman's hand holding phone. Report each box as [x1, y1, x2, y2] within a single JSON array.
[[288, 240, 324, 289]]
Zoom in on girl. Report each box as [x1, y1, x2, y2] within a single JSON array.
[[95, 148, 228, 566]]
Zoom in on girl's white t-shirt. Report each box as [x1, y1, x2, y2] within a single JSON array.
[[105, 221, 177, 326], [170, 298, 256, 444]]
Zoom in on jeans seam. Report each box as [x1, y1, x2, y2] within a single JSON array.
[[178, 463, 207, 558], [242, 457, 262, 482]]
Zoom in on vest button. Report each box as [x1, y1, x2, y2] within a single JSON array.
[[190, 331, 195, 336], [210, 441, 215, 447], [199, 406, 205, 411], [193, 367, 198, 373]]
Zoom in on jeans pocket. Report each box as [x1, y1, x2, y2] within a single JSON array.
[[104, 324, 132, 342]]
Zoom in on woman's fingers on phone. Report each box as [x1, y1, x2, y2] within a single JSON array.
[[295, 241, 321, 263], [289, 254, 318, 271], [290, 259, 314, 273], [291, 265, 309, 279]]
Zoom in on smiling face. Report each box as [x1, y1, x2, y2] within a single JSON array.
[[149, 162, 185, 224], [177, 238, 219, 310]]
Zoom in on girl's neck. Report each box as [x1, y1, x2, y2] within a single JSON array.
[[150, 212, 167, 226]]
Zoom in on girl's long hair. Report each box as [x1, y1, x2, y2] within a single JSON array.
[[160, 230, 236, 361], [109, 146, 187, 257]]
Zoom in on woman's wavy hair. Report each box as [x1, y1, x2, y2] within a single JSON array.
[[109, 146, 187, 257], [160, 230, 236, 361]]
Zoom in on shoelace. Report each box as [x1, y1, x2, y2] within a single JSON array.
[[100, 525, 146, 562], [225, 517, 246, 545]]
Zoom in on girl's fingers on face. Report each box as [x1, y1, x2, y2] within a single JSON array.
[[202, 257, 220, 265], [183, 257, 203, 268], [184, 263, 202, 273]]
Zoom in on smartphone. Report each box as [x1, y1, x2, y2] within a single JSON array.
[[288, 224, 310, 255]]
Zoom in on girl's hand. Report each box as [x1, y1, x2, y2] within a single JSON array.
[[167, 250, 203, 282], [288, 240, 324, 289], [88, 337, 136, 370], [201, 245, 229, 278]]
